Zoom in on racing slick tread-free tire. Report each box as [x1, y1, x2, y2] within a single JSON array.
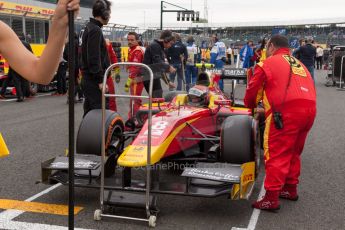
[[164, 90, 186, 102], [220, 115, 254, 164], [76, 109, 124, 156]]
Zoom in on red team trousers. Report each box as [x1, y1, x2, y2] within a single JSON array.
[[128, 78, 144, 119], [264, 101, 316, 190]]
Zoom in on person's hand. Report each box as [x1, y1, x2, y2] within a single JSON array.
[[53, 0, 80, 26], [168, 81, 176, 89], [77, 76, 81, 85], [124, 78, 132, 92], [99, 83, 108, 92], [169, 66, 176, 73], [115, 74, 121, 83]]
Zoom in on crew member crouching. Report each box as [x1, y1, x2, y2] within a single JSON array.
[[244, 35, 316, 211]]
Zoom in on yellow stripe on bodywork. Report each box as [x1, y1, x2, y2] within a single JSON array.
[[231, 107, 251, 111], [141, 102, 168, 107], [0, 199, 83, 216], [118, 118, 199, 167]]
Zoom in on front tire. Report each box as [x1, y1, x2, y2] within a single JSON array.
[[76, 110, 124, 156], [220, 115, 254, 164]]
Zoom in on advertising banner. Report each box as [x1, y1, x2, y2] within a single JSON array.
[[0, 1, 54, 19]]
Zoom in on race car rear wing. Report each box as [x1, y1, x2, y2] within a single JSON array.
[[221, 68, 247, 80], [219, 68, 248, 105]]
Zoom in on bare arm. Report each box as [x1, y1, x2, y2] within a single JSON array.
[[254, 49, 261, 58], [0, 0, 79, 85]]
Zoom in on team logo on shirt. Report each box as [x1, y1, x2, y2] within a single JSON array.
[[282, 55, 307, 77]]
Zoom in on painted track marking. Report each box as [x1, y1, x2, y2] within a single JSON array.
[[231, 182, 265, 230], [0, 183, 93, 230], [0, 199, 83, 216]]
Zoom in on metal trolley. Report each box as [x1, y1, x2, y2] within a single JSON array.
[[93, 62, 157, 227], [40, 63, 259, 228], [329, 46, 345, 89]]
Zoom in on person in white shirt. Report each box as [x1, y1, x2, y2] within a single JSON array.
[[316, 46, 324, 70], [210, 34, 226, 90], [185, 36, 198, 91], [226, 46, 232, 65], [233, 47, 239, 65]]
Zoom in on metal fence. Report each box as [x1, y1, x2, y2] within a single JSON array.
[[140, 28, 212, 47], [0, 14, 49, 43], [102, 23, 139, 46], [0, 13, 87, 43], [139, 25, 345, 46]]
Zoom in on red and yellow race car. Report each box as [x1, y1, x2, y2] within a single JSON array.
[[41, 63, 262, 227]]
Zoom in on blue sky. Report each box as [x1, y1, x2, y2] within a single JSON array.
[[109, 0, 345, 28]]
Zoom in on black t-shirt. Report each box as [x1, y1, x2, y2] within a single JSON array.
[[81, 18, 110, 83], [166, 40, 188, 64], [295, 44, 316, 67], [143, 39, 170, 80], [63, 37, 79, 71]]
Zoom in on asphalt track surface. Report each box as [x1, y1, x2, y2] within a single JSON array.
[[0, 69, 344, 230]]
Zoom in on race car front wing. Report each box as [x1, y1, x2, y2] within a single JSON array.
[[41, 155, 255, 200]]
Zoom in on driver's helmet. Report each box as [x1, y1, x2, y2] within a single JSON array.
[[188, 85, 209, 106]]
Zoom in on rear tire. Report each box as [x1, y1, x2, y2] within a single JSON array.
[[220, 115, 254, 164]]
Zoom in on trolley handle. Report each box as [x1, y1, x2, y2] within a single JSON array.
[[100, 62, 154, 219]]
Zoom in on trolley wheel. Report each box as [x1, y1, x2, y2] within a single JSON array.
[[29, 82, 38, 96], [148, 215, 157, 228], [94, 209, 102, 221]]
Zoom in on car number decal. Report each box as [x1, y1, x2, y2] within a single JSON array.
[[144, 121, 169, 136]]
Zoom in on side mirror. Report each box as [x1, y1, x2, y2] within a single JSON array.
[[214, 100, 231, 106], [152, 98, 165, 103]]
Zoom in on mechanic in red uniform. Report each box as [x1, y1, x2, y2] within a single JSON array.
[[244, 35, 316, 211], [127, 32, 144, 122], [105, 38, 118, 111]]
